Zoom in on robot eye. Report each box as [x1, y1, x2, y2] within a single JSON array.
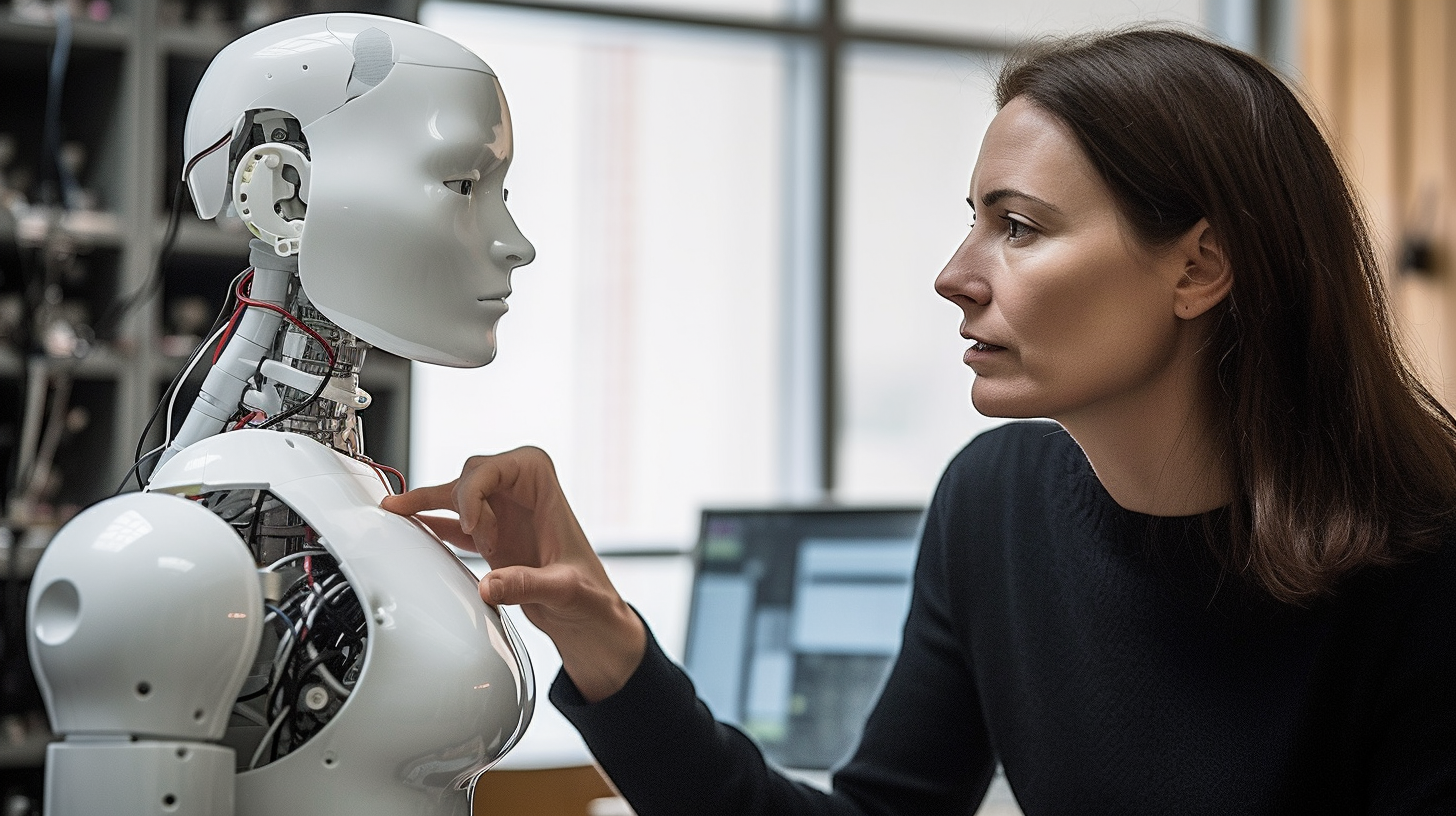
[[445, 178, 474, 196]]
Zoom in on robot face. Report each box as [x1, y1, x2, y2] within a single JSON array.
[[299, 63, 536, 367]]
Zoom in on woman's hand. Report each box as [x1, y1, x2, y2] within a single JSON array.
[[380, 446, 645, 702]]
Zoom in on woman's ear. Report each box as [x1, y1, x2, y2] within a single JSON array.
[[1172, 218, 1232, 320]]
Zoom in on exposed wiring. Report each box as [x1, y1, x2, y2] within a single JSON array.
[[113, 445, 164, 495], [213, 302, 248, 364], [163, 322, 229, 452], [225, 270, 342, 432], [249, 710, 289, 770], [124, 266, 249, 492], [264, 549, 325, 572], [355, 456, 406, 494], [231, 702, 269, 728], [300, 642, 351, 699], [373, 462, 407, 493], [257, 357, 337, 431], [232, 409, 265, 430], [234, 272, 336, 366], [263, 603, 296, 635]]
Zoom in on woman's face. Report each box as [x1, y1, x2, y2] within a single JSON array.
[[935, 96, 1195, 423]]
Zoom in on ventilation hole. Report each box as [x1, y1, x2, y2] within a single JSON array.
[[176, 747, 190, 759], [239, 193, 247, 202], [302, 64, 309, 70], [162, 794, 176, 806], [323, 756, 337, 768], [136, 681, 151, 697], [285, 439, 296, 449], [193, 709, 205, 721]]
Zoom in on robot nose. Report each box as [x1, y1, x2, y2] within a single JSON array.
[[496, 235, 536, 269]]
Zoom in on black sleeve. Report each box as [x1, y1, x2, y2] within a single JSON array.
[[832, 450, 997, 814], [551, 627, 869, 816], [552, 442, 997, 816]]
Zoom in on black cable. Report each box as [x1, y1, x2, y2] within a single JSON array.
[[112, 448, 163, 495], [257, 356, 336, 430], [121, 267, 248, 492]]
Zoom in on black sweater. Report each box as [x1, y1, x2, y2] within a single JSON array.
[[552, 421, 1456, 815]]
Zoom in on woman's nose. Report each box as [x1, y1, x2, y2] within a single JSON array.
[[934, 232, 988, 306]]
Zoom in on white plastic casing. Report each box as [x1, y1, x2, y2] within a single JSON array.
[[44, 743, 236, 815], [183, 14, 487, 222], [147, 430, 534, 816], [183, 14, 536, 368], [27, 492, 263, 741]]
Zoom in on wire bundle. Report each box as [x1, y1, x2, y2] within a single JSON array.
[[119, 265, 341, 491], [240, 548, 367, 768]]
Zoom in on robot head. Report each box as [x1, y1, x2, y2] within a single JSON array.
[[183, 14, 536, 367]]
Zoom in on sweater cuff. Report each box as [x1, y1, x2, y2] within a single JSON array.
[[548, 615, 690, 720]]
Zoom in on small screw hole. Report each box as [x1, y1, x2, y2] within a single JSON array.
[[136, 681, 151, 697], [193, 709, 205, 721], [176, 747, 189, 759], [162, 794, 176, 806]]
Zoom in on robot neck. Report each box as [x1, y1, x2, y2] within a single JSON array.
[[247, 243, 371, 454], [153, 240, 373, 474]]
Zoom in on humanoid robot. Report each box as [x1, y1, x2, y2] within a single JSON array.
[[24, 14, 537, 815]]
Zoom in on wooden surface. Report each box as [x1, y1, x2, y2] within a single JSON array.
[[472, 764, 623, 816]]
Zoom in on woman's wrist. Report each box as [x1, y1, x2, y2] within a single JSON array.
[[556, 599, 647, 703]]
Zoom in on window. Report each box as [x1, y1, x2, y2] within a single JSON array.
[[412, 0, 1238, 546]]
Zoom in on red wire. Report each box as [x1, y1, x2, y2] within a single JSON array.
[[213, 301, 246, 364], [232, 410, 265, 430], [374, 462, 407, 494], [358, 458, 406, 494], [234, 274, 337, 366]]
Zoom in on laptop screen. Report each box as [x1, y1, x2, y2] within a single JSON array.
[[682, 507, 925, 772]]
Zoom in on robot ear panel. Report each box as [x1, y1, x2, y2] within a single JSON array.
[[346, 28, 396, 102]]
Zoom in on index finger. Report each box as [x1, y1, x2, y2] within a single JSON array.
[[380, 482, 459, 516]]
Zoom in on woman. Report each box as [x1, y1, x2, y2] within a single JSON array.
[[384, 28, 1456, 815]]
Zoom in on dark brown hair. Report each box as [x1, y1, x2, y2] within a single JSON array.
[[997, 28, 1456, 603]]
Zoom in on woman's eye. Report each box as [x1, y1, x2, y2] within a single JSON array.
[[445, 179, 474, 196], [1003, 216, 1031, 239]]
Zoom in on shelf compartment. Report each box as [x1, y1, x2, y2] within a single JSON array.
[[0, 37, 127, 217]]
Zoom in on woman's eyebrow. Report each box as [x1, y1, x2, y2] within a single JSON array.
[[977, 188, 1063, 213]]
